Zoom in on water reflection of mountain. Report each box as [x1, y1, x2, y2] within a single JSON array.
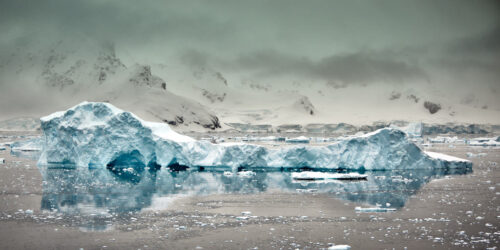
[[40, 166, 471, 215]]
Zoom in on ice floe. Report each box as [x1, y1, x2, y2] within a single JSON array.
[[291, 172, 367, 181]]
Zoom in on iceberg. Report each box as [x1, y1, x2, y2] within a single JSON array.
[[38, 102, 472, 170]]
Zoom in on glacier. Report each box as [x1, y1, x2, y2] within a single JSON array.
[[38, 102, 472, 170]]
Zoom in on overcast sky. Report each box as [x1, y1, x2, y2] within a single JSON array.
[[0, 0, 499, 107]]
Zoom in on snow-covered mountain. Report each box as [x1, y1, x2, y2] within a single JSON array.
[[0, 39, 499, 132], [0, 40, 221, 130]]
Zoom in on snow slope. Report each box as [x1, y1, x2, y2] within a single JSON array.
[[37, 102, 471, 170], [0, 41, 221, 130], [1, 40, 499, 131]]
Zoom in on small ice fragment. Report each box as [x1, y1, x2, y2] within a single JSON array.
[[285, 136, 310, 143], [296, 188, 318, 193], [241, 211, 252, 216], [466, 152, 487, 158], [237, 171, 255, 177], [223, 171, 234, 177], [355, 207, 396, 213], [328, 244, 351, 250], [292, 172, 367, 181], [0, 158, 4, 164], [236, 216, 249, 220], [25, 209, 33, 214]]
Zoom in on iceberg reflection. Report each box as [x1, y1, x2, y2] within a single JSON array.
[[40, 166, 471, 215]]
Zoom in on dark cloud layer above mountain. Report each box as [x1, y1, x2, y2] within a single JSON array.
[[228, 49, 426, 84], [0, 0, 499, 86]]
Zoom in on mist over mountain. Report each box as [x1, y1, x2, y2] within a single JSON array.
[[1, 0, 499, 128]]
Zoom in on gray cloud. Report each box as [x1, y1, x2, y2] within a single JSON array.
[[229, 49, 426, 84], [0, 0, 499, 117]]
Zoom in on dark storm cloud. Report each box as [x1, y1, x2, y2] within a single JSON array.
[[0, 0, 499, 86], [0, 0, 236, 50], [450, 26, 500, 55], [229, 49, 426, 84], [431, 25, 500, 82]]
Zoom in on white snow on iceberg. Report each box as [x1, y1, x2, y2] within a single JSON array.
[[38, 102, 472, 170]]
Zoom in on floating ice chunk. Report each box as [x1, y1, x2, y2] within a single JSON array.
[[11, 137, 42, 152], [37, 102, 473, 170], [0, 146, 6, 151], [291, 172, 367, 181], [244, 136, 284, 142], [466, 152, 487, 158], [428, 136, 464, 144], [328, 244, 351, 250], [296, 188, 318, 193], [237, 171, 256, 178], [0, 158, 4, 164], [468, 137, 500, 146], [241, 211, 252, 216], [311, 137, 332, 143], [223, 171, 234, 177], [355, 207, 396, 212], [285, 136, 310, 143]]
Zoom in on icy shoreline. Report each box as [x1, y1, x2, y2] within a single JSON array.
[[37, 102, 472, 170]]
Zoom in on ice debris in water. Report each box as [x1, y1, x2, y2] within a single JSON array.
[[355, 207, 397, 213], [466, 152, 487, 158], [0, 158, 4, 164], [11, 138, 43, 152], [291, 172, 367, 181], [328, 244, 351, 250], [285, 136, 310, 143], [468, 136, 500, 146], [38, 102, 472, 170]]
